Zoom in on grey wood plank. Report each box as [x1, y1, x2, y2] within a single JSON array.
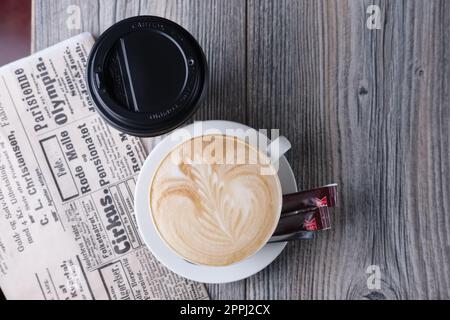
[[33, 0, 247, 300], [246, 0, 450, 299]]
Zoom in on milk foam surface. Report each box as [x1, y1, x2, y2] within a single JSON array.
[[150, 135, 282, 266]]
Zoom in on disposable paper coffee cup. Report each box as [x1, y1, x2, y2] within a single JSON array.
[[86, 16, 208, 137]]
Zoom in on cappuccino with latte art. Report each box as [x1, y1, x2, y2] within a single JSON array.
[[150, 135, 282, 266]]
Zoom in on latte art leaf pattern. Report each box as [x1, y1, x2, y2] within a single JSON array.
[[150, 135, 282, 266]]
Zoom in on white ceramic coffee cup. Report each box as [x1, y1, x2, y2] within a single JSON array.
[[139, 120, 291, 267]]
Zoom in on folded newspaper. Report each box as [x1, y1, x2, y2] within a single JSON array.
[[0, 33, 209, 300]]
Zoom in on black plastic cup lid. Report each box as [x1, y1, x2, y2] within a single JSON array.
[[86, 16, 208, 136]]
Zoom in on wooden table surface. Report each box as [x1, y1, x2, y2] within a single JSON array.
[[32, 0, 450, 300]]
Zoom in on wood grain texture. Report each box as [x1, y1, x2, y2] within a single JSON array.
[[31, 0, 450, 299], [245, 0, 450, 299]]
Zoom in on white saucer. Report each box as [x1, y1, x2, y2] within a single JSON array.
[[135, 121, 297, 283]]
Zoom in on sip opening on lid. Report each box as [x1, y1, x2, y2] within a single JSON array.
[[86, 16, 208, 137]]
